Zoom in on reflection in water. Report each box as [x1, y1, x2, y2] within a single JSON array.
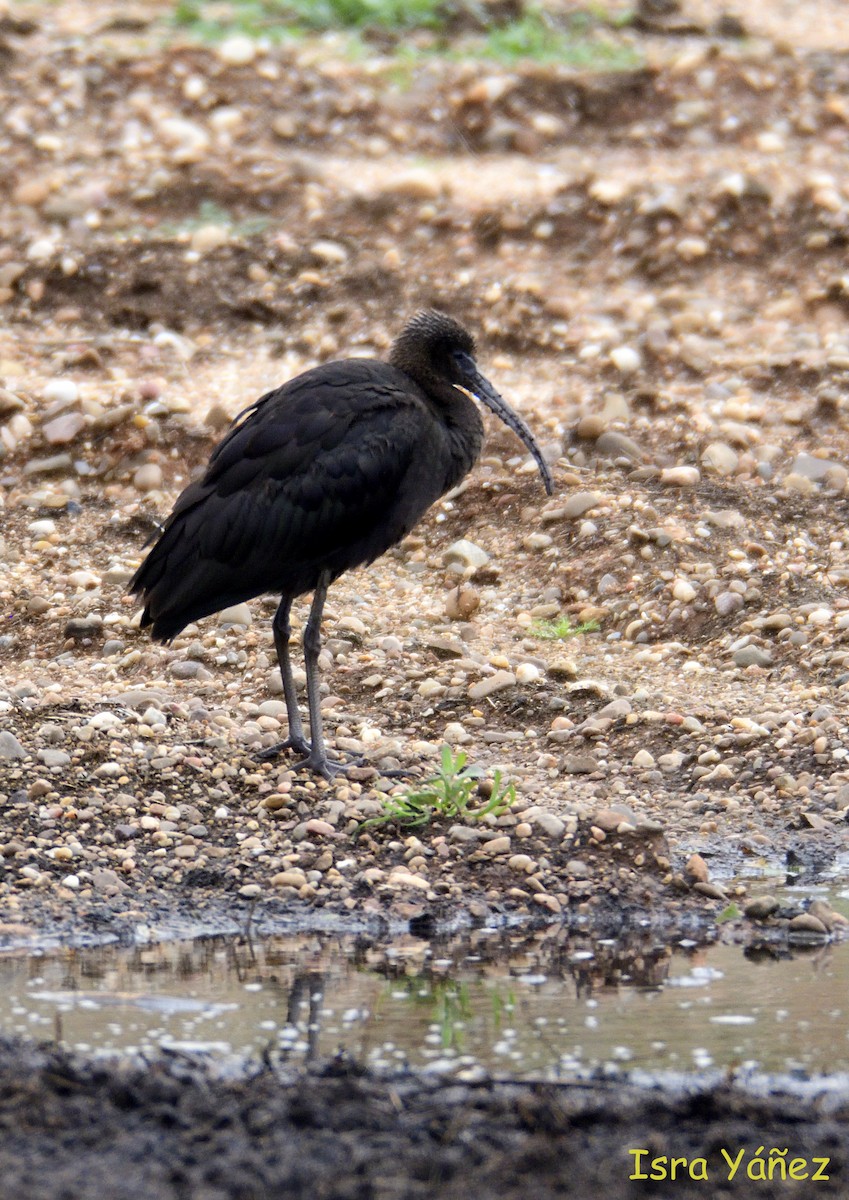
[[0, 926, 847, 1077]]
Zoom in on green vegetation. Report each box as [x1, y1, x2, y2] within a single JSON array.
[[482, 7, 640, 69], [171, 1, 642, 72], [379, 974, 516, 1051], [529, 615, 600, 640], [359, 745, 515, 831], [145, 200, 271, 240], [173, 0, 446, 39]]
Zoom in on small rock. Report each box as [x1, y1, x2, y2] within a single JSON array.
[[609, 345, 642, 374], [595, 431, 643, 462], [732, 644, 773, 668], [701, 442, 738, 476], [218, 603, 252, 628], [660, 466, 700, 487], [42, 412, 86, 445], [310, 240, 348, 265], [133, 463, 163, 492], [788, 913, 829, 936], [37, 748, 70, 767], [561, 491, 604, 519], [445, 584, 480, 620], [0, 732, 26, 759], [443, 539, 489, 569], [561, 754, 598, 773], [468, 671, 516, 700], [238, 883, 263, 899], [744, 895, 780, 920], [43, 378, 79, 406], [632, 749, 656, 768], [218, 34, 256, 64], [715, 591, 744, 617], [685, 853, 710, 884], [480, 836, 511, 856], [671, 578, 696, 603], [191, 225, 230, 254]]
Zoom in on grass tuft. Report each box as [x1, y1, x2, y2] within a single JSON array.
[[529, 616, 600, 640], [359, 745, 515, 831]]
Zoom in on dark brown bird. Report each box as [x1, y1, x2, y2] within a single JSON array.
[[129, 310, 553, 778]]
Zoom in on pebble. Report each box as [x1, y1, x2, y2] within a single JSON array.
[[445, 585, 480, 620], [732, 644, 773, 668], [609, 345, 642, 375], [217, 34, 257, 65], [133, 464, 163, 492], [595, 431, 643, 461], [715, 591, 744, 617], [191, 225, 230, 254], [42, 412, 86, 445], [468, 671, 516, 700], [43, 379, 79, 405], [685, 853, 710, 884], [218, 603, 252, 627], [561, 491, 603, 519], [479, 836, 511, 856], [310, 240, 348, 265], [37, 748, 71, 767], [515, 663, 542, 685], [443, 539, 489, 569], [0, 732, 26, 759], [660, 466, 700, 487], [701, 442, 738, 476], [671, 578, 696, 603], [632, 749, 656, 768], [787, 452, 846, 488], [788, 913, 829, 936], [744, 895, 780, 920]]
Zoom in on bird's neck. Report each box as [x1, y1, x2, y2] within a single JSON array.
[[443, 388, 484, 491]]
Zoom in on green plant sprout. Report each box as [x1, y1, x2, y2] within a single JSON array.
[[530, 616, 600, 640], [359, 745, 515, 830]]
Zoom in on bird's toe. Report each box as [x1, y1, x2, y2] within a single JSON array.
[[256, 734, 312, 761]]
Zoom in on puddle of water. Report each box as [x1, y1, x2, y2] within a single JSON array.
[[1, 925, 848, 1078]]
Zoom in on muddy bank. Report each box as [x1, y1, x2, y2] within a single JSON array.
[[0, 1037, 846, 1199]]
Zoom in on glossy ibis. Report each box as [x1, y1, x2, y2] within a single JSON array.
[[130, 310, 553, 778]]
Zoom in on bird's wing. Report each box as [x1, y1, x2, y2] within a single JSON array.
[[130, 365, 440, 628]]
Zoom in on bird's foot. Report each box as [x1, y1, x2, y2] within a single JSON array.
[[256, 734, 312, 761], [290, 749, 354, 782], [289, 751, 419, 782]]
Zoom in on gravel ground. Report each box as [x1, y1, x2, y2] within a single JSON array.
[[3, 0, 849, 1191]]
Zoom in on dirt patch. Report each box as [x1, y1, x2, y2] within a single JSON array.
[[0, 1039, 847, 1199]]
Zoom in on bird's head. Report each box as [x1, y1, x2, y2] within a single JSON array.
[[390, 310, 554, 496]]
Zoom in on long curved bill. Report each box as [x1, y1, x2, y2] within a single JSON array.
[[457, 374, 554, 496]]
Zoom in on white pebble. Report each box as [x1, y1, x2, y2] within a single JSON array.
[[43, 379, 79, 404], [660, 466, 701, 487], [218, 34, 256, 65], [516, 663, 542, 684], [443, 721, 472, 744], [807, 607, 834, 626], [672, 578, 697, 603], [27, 238, 57, 262], [632, 749, 656, 768], [609, 346, 642, 375]]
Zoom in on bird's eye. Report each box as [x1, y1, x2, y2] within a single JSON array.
[[451, 349, 476, 376]]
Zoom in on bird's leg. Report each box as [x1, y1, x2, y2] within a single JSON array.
[[295, 570, 348, 780], [257, 596, 311, 760]]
